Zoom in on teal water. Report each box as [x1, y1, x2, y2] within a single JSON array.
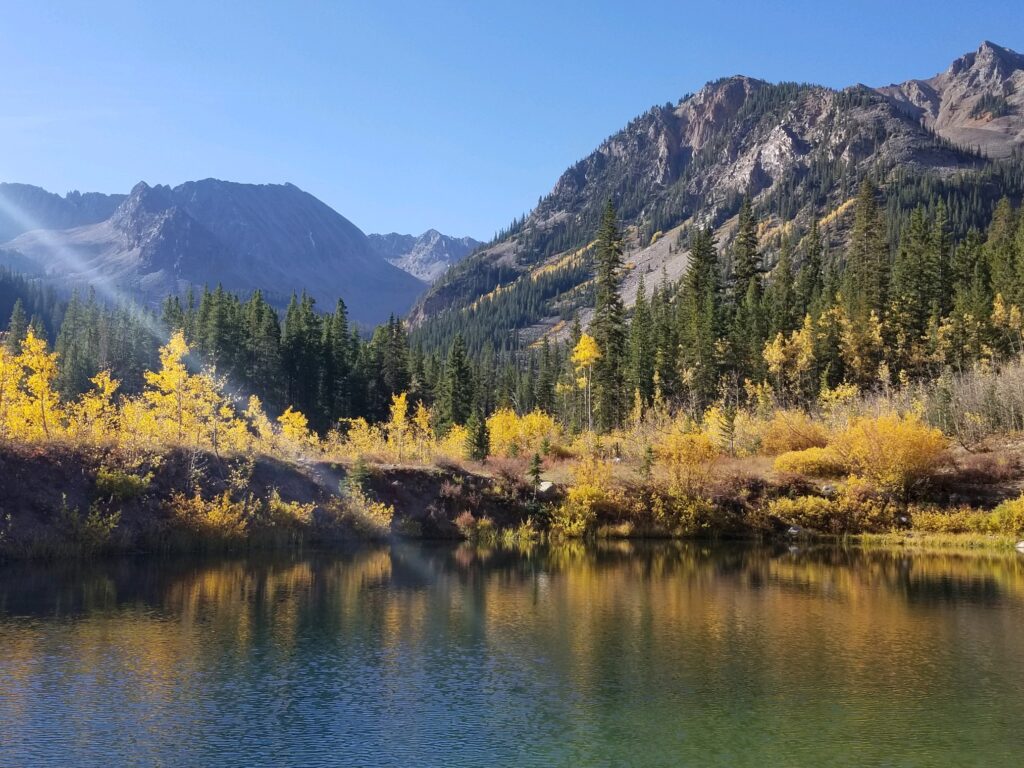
[[0, 542, 1022, 766]]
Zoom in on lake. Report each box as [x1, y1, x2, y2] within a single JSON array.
[[1, 542, 1022, 766]]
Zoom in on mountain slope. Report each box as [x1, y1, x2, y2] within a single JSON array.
[[0, 179, 426, 325], [368, 229, 482, 282], [879, 41, 1024, 158], [0, 183, 125, 243], [410, 42, 1024, 351]]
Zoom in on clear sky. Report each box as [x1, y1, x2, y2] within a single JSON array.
[[0, 1, 1020, 239]]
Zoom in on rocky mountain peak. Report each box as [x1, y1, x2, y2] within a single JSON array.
[[879, 40, 1024, 158]]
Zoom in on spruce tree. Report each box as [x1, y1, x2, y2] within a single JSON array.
[[677, 227, 722, 404], [590, 200, 627, 431], [628, 274, 655, 406], [843, 179, 889, 320], [440, 334, 473, 429], [6, 298, 27, 353]]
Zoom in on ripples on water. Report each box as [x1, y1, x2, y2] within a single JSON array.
[[0, 542, 1022, 767]]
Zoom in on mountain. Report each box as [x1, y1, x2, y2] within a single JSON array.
[[879, 41, 1024, 158], [0, 179, 426, 325], [368, 229, 482, 282], [0, 183, 125, 243], [410, 41, 1024, 351]]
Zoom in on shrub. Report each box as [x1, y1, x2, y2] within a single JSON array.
[[657, 425, 718, 495], [773, 446, 846, 477], [167, 492, 249, 539], [765, 495, 837, 530], [265, 489, 315, 528], [989, 494, 1024, 535], [830, 412, 948, 497], [759, 410, 828, 455], [765, 482, 897, 534], [342, 485, 394, 536], [650, 492, 719, 536], [552, 483, 603, 537], [95, 467, 151, 502], [909, 506, 994, 534]]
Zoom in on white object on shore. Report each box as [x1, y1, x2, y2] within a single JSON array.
[[1016, 540, 1024, 553], [787, 525, 803, 537]]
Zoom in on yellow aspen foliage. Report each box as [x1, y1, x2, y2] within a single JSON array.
[[486, 407, 561, 458], [571, 332, 600, 431], [386, 392, 410, 460], [17, 328, 62, 441], [0, 344, 24, 441], [438, 423, 470, 460], [245, 395, 276, 450], [277, 406, 313, 448], [412, 400, 434, 456], [68, 371, 120, 443]]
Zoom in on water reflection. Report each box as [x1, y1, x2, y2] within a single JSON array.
[[1, 542, 1022, 766]]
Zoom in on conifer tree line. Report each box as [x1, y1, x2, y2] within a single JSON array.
[[3, 180, 1024, 440]]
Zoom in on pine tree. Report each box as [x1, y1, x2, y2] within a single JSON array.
[[467, 406, 490, 461], [439, 334, 473, 429], [732, 195, 760, 288], [988, 197, 1019, 303], [843, 179, 889, 320], [628, 274, 655, 406], [590, 200, 627, 431], [677, 227, 723, 404], [766, 238, 796, 336], [795, 219, 824, 318], [5, 299, 27, 354]]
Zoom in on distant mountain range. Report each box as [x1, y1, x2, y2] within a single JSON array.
[[410, 41, 1024, 349], [0, 180, 472, 325], [367, 230, 481, 282], [2, 41, 1022, 335]]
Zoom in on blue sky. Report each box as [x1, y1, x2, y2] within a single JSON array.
[[0, 1, 1020, 239]]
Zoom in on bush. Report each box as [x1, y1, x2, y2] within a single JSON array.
[[552, 483, 602, 537], [265, 489, 315, 528], [167, 492, 249, 539], [342, 485, 394, 537], [765, 481, 898, 534], [774, 446, 846, 477], [830, 412, 948, 497], [989, 495, 1024, 534], [765, 495, 838, 530], [657, 425, 718, 494], [759, 410, 828, 455], [650, 492, 720, 536], [95, 467, 151, 502], [909, 506, 994, 534]]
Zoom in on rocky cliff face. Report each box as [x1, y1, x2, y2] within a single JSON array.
[[0, 179, 426, 325], [368, 229, 481, 282], [878, 41, 1024, 158]]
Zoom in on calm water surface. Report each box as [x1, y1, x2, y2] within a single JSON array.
[[1, 542, 1022, 766]]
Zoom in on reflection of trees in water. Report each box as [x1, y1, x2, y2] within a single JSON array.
[[1, 543, 1022, 710]]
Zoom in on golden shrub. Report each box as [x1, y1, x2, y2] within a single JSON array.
[[657, 422, 718, 494], [830, 412, 948, 497], [773, 446, 846, 477], [765, 495, 836, 529], [759, 410, 828, 455], [167, 492, 249, 538]]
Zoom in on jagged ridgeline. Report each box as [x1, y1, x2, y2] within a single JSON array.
[[410, 42, 1024, 356]]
